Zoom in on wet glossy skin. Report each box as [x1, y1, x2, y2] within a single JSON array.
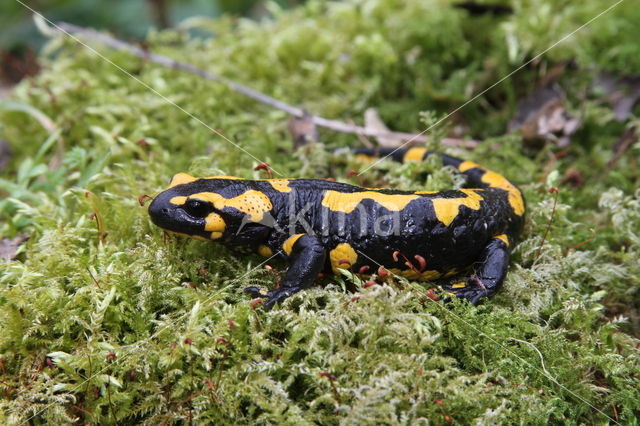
[[148, 148, 525, 308]]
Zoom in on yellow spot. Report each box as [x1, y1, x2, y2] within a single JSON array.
[[329, 243, 358, 273], [415, 190, 438, 195], [431, 189, 484, 226], [190, 190, 273, 222], [494, 234, 509, 246], [267, 179, 292, 193], [282, 234, 305, 256], [203, 175, 245, 180], [168, 173, 197, 188], [389, 268, 442, 281], [355, 154, 376, 162], [257, 245, 273, 257], [458, 161, 525, 216], [481, 170, 525, 216], [458, 161, 482, 172], [170, 196, 187, 205], [204, 213, 225, 232], [322, 190, 419, 213], [451, 282, 467, 289], [210, 232, 223, 239], [403, 147, 429, 162]]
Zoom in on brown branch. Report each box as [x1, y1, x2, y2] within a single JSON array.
[[56, 22, 477, 149]]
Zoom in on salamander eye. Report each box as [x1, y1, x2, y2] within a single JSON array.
[[183, 198, 210, 218]]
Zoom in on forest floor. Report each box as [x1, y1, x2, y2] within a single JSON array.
[[1, 1, 639, 424]]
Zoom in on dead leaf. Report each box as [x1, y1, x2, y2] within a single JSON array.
[[288, 112, 319, 148], [0, 47, 40, 85], [508, 84, 580, 149], [537, 60, 574, 89], [594, 72, 640, 122], [561, 167, 585, 188], [363, 108, 405, 147], [0, 234, 29, 261]]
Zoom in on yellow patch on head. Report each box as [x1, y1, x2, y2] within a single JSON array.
[[190, 190, 273, 222], [257, 245, 273, 257], [282, 234, 305, 256], [389, 268, 441, 281], [322, 190, 419, 213], [403, 147, 429, 162], [267, 179, 292, 193], [494, 234, 509, 246], [204, 212, 226, 237], [451, 282, 467, 289], [329, 243, 358, 273], [168, 173, 197, 188], [431, 189, 484, 226], [170, 196, 187, 205]]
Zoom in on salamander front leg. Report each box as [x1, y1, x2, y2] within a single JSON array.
[[244, 234, 326, 309], [444, 236, 511, 305]]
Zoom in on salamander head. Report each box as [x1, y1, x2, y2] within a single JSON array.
[[148, 173, 274, 243], [148, 173, 230, 241]]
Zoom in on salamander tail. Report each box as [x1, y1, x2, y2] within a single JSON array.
[[352, 147, 525, 218]]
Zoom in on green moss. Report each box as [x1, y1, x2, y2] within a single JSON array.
[[1, 0, 639, 424]]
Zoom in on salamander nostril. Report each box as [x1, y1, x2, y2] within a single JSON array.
[[147, 198, 172, 222]]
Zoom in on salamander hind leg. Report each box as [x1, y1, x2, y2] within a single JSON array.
[[442, 236, 510, 305]]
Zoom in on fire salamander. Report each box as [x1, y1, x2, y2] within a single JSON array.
[[148, 147, 525, 308]]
